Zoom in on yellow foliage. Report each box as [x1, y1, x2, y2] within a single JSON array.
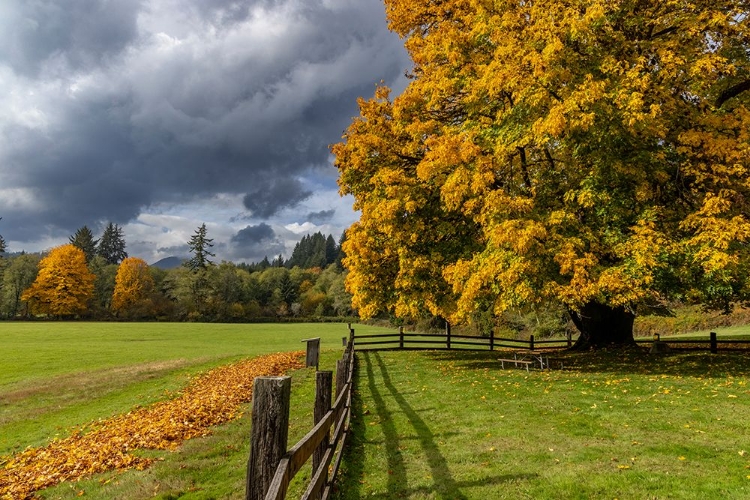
[[111, 257, 155, 314], [335, 0, 750, 323], [21, 244, 95, 317]]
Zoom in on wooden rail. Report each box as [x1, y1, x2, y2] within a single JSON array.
[[353, 328, 749, 354], [246, 337, 356, 500], [352, 328, 572, 352], [635, 331, 750, 353]]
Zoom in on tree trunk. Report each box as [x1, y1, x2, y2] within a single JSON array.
[[569, 302, 636, 350]]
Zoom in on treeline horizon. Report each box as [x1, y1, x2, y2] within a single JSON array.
[[0, 226, 355, 322]]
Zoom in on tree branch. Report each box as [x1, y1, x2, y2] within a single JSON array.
[[716, 79, 750, 108]]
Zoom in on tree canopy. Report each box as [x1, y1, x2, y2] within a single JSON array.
[[112, 257, 155, 317], [22, 245, 95, 317], [334, 0, 750, 347]]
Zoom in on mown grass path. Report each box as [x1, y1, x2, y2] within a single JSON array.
[[336, 349, 750, 500]]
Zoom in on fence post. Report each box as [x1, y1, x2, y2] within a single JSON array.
[[399, 326, 404, 349], [446, 321, 451, 349], [710, 331, 718, 353], [312, 371, 332, 499], [489, 329, 494, 351], [246, 376, 291, 500], [349, 328, 355, 346], [302, 338, 320, 370], [567, 331, 572, 348], [529, 334, 535, 351], [336, 358, 347, 397]]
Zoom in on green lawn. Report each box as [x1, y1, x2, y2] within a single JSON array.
[[336, 348, 750, 499], [3, 322, 750, 499]]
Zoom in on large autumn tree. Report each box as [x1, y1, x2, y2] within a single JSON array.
[[22, 244, 95, 317], [334, 0, 750, 348]]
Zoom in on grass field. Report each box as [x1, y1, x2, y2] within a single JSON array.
[[3, 322, 750, 499], [1, 321, 385, 499]]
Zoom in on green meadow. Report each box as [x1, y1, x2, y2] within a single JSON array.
[[2, 322, 749, 499], [338, 347, 750, 500]]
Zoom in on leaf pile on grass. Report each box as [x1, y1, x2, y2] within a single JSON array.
[[0, 351, 304, 499]]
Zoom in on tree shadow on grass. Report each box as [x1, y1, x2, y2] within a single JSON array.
[[422, 347, 750, 378]]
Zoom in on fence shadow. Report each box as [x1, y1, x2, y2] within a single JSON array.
[[369, 350, 465, 498]]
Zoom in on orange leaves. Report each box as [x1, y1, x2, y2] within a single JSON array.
[[0, 351, 304, 499]]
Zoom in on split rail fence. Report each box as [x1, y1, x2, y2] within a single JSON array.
[[350, 326, 750, 353], [246, 336, 355, 500], [634, 332, 750, 352], [351, 326, 572, 351]]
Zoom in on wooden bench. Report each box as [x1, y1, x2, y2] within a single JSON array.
[[497, 358, 533, 373]]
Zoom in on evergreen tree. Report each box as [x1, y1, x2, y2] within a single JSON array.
[[185, 223, 215, 271], [0, 217, 6, 255], [69, 226, 99, 262], [325, 234, 337, 266], [98, 223, 128, 265], [287, 232, 330, 268]]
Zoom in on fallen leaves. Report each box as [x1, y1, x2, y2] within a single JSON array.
[[0, 351, 304, 499]]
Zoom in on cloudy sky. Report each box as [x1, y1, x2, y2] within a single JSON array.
[[0, 0, 411, 264]]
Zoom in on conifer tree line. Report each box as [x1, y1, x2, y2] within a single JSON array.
[[0, 223, 354, 321]]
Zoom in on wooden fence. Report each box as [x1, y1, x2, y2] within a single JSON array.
[[635, 332, 750, 352], [351, 326, 572, 351], [350, 327, 750, 353], [246, 337, 355, 500]]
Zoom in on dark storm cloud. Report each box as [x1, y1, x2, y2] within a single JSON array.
[[242, 178, 313, 218], [0, 0, 411, 251], [232, 223, 276, 244], [307, 209, 335, 224], [0, 0, 141, 76], [230, 223, 286, 261]]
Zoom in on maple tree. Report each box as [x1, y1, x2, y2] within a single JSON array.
[[335, 0, 750, 348], [111, 257, 155, 316], [22, 244, 95, 317]]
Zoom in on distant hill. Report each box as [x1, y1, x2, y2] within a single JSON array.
[[150, 256, 185, 269]]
